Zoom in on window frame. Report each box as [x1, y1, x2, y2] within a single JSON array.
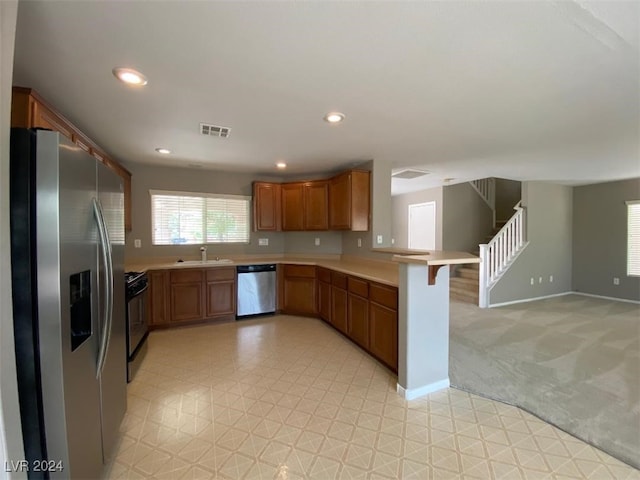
[[150, 189, 251, 246], [627, 200, 640, 277]]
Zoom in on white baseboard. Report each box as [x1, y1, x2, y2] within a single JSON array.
[[489, 291, 640, 308], [572, 291, 640, 305], [397, 379, 450, 400], [489, 291, 573, 308]]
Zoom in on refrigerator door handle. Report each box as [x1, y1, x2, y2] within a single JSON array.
[[92, 198, 114, 378]]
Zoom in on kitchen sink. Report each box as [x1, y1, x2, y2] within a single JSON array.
[[175, 259, 234, 265]]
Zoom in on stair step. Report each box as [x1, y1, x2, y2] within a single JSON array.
[[450, 277, 478, 288], [450, 287, 479, 304], [459, 268, 479, 280]]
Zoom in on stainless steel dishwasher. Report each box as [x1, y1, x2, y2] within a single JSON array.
[[236, 264, 277, 318]]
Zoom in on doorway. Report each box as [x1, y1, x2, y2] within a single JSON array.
[[408, 201, 436, 250]]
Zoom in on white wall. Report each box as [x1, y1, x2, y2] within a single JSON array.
[[1, 1, 26, 477]]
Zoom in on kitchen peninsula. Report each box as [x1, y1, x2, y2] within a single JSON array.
[[129, 249, 479, 400]]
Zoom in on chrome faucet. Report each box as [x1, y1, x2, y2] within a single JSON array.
[[200, 245, 207, 262]]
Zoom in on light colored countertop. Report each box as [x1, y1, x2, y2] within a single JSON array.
[[126, 254, 400, 287], [392, 250, 480, 266]]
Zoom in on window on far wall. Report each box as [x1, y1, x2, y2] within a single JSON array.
[[627, 200, 640, 277], [150, 190, 250, 245]]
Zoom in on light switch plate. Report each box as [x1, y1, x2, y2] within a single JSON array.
[[134, 239, 141, 248], [258, 238, 269, 246], [315, 237, 320, 246]]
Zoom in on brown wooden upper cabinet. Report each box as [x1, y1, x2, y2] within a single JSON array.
[[281, 183, 305, 231], [253, 169, 369, 232], [11, 87, 133, 232], [329, 170, 370, 231], [253, 182, 281, 231], [303, 181, 328, 230]]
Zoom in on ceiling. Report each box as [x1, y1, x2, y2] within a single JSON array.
[[12, 1, 639, 195]]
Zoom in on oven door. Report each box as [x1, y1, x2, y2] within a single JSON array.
[[127, 286, 148, 358]]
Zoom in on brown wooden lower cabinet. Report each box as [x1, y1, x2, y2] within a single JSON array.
[[318, 280, 331, 322], [331, 286, 348, 334], [348, 293, 369, 349], [369, 301, 398, 370], [149, 267, 236, 328], [148, 270, 170, 326], [171, 282, 204, 322], [206, 267, 236, 318], [280, 265, 317, 315]]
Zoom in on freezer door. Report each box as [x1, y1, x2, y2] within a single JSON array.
[[96, 160, 127, 462], [35, 131, 103, 479]]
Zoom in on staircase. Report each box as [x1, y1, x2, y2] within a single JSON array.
[[449, 221, 505, 305]]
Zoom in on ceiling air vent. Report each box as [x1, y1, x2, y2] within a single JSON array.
[[200, 123, 231, 138], [392, 169, 429, 180]]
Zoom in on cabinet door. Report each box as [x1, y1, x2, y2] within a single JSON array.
[[369, 302, 398, 371], [170, 283, 204, 322], [331, 286, 348, 334], [281, 183, 304, 230], [303, 181, 328, 230], [329, 172, 351, 229], [318, 281, 332, 323], [348, 294, 369, 349], [206, 281, 235, 318], [283, 277, 317, 315], [148, 270, 169, 326], [253, 182, 281, 231]]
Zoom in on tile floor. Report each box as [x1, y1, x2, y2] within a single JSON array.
[[105, 316, 639, 479]]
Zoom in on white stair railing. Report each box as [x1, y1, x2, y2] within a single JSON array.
[[478, 201, 527, 308], [470, 178, 496, 227]]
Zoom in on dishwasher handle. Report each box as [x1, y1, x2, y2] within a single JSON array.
[[237, 264, 276, 274]]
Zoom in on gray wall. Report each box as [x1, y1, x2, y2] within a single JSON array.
[[391, 187, 443, 249], [573, 178, 640, 301], [371, 159, 392, 248], [125, 163, 354, 259], [124, 162, 287, 259], [490, 182, 573, 304], [495, 178, 521, 222], [442, 182, 493, 252], [1, 0, 27, 469]]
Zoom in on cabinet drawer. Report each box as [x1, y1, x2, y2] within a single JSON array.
[[206, 267, 235, 282], [348, 276, 369, 298], [331, 271, 347, 289], [317, 267, 331, 284], [170, 269, 203, 284], [369, 282, 398, 309], [282, 264, 316, 278]]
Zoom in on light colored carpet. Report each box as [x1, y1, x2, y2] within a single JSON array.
[[449, 294, 640, 470]]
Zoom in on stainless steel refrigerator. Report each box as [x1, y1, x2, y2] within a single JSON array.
[[10, 129, 127, 479]]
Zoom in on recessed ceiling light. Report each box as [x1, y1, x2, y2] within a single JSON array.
[[155, 148, 171, 154], [276, 162, 287, 169], [324, 112, 345, 124], [113, 67, 148, 86]]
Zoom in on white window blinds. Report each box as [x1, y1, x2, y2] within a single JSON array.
[[627, 201, 640, 277], [150, 190, 250, 245]]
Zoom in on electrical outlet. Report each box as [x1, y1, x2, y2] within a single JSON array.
[[530, 277, 534, 285], [315, 237, 320, 246], [258, 238, 268, 246], [391, 238, 395, 244], [377, 235, 383, 244], [549, 275, 553, 283], [134, 239, 141, 248], [613, 277, 620, 285], [538, 277, 543, 284], [357, 238, 362, 248]]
